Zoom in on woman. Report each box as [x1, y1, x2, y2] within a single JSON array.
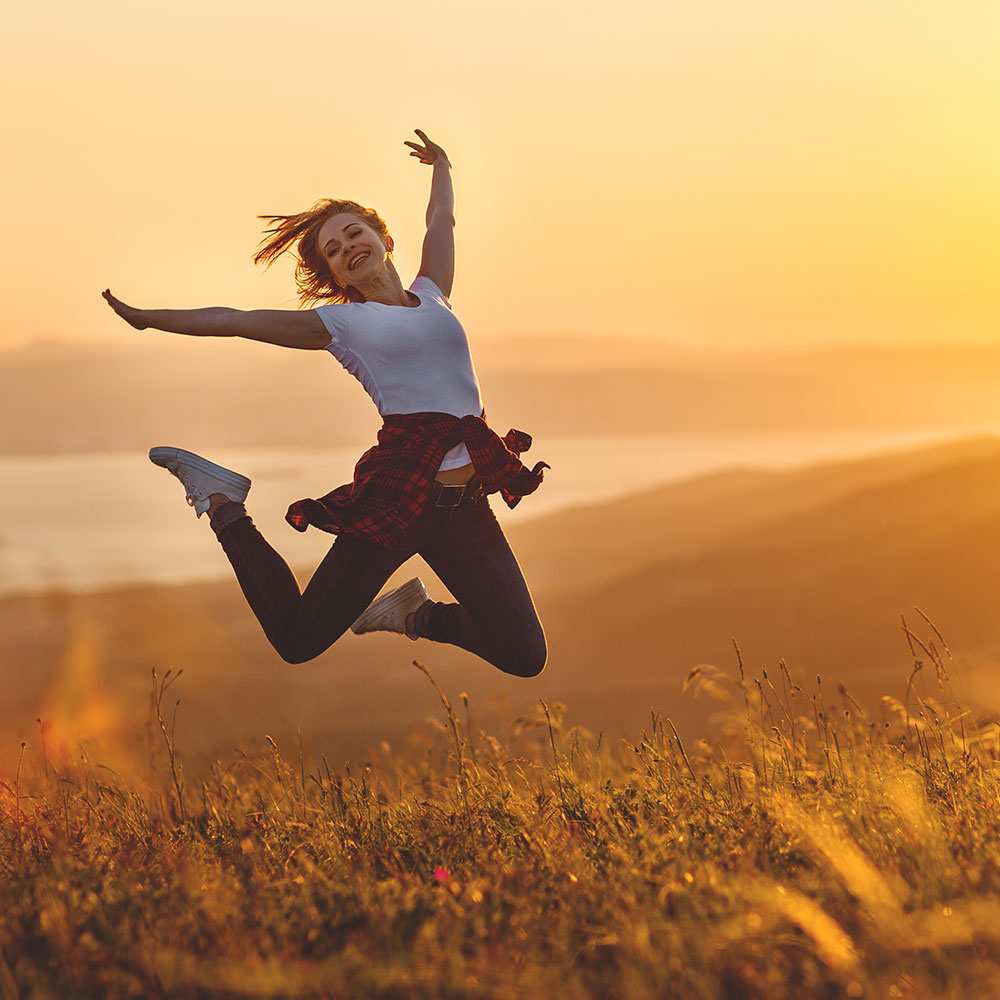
[[103, 130, 547, 677]]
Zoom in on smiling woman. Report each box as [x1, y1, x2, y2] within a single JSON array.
[[102, 130, 549, 680]]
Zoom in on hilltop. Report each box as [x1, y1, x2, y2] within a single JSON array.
[[4, 436, 1000, 766]]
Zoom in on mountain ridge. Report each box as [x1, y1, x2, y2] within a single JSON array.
[[8, 339, 1000, 453], [5, 436, 1000, 762]]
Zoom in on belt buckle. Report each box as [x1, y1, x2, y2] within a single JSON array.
[[435, 483, 466, 508]]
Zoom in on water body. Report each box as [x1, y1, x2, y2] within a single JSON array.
[[0, 427, 996, 596]]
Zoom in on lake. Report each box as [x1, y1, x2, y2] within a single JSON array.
[[1, 426, 996, 596]]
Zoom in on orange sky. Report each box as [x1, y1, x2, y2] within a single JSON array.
[[4, 0, 1000, 350]]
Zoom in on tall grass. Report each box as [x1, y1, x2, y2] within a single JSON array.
[[3, 620, 1000, 999]]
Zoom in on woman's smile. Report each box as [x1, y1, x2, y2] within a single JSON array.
[[347, 250, 371, 272]]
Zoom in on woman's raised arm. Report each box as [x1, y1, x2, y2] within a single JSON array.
[[102, 290, 331, 350], [405, 129, 455, 299]]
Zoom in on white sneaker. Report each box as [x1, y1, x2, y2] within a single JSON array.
[[149, 446, 251, 517], [351, 578, 429, 640]]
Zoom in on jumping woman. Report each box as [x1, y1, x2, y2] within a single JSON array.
[[103, 130, 548, 677]]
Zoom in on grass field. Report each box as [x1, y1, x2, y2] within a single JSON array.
[[3, 624, 1000, 999]]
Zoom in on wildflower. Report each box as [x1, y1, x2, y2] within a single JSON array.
[[433, 866, 450, 882]]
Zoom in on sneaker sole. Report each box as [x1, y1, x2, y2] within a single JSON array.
[[149, 446, 251, 494], [351, 578, 427, 634]]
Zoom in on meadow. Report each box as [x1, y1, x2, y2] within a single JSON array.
[[3, 616, 1000, 999]]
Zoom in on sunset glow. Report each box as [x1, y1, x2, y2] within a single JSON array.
[[4, 0, 1000, 349]]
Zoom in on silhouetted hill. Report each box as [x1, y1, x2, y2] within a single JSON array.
[[7, 339, 1000, 453], [5, 437, 1000, 764], [536, 438, 1000, 734]]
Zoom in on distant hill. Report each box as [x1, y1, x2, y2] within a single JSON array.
[[5, 436, 1000, 764], [6, 338, 1000, 453], [533, 437, 1000, 736]]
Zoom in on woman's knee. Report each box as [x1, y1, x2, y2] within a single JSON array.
[[498, 629, 547, 678], [268, 615, 353, 664], [270, 631, 333, 665], [276, 645, 315, 666]]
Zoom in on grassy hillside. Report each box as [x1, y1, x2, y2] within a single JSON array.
[[6, 439, 1000, 995], [2, 656, 999, 998]]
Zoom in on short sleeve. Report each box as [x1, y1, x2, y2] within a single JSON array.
[[410, 276, 452, 311], [313, 304, 351, 350]]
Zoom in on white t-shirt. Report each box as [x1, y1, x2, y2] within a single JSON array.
[[314, 276, 483, 470]]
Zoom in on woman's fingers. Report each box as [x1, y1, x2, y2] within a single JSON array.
[[416, 130, 444, 155], [102, 289, 146, 330], [404, 129, 447, 164]]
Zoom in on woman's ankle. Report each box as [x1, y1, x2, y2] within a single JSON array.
[[208, 498, 249, 535], [208, 492, 232, 515], [409, 599, 434, 640]]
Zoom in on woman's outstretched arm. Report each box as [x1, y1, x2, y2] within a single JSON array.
[[102, 290, 330, 350], [405, 129, 455, 299]]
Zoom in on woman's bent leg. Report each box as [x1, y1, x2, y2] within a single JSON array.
[[212, 504, 413, 663], [415, 499, 547, 677]]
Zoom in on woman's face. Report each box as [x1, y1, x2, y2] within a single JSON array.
[[317, 213, 389, 290]]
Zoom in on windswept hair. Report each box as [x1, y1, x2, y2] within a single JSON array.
[[254, 199, 393, 306]]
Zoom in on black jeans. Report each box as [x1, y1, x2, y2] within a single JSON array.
[[211, 492, 547, 676]]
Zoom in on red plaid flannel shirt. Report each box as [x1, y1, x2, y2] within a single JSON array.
[[285, 412, 549, 547]]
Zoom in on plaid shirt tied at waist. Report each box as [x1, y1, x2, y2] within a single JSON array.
[[285, 412, 549, 547]]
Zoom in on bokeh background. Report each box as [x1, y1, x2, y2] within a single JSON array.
[[5, 0, 1000, 770]]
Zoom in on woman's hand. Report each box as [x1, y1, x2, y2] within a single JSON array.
[[404, 129, 451, 168], [102, 289, 149, 330]]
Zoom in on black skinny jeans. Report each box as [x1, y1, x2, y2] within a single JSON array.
[[211, 492, 547, 676]]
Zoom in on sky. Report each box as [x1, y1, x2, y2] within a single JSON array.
[[3, 0, 1000, 350]]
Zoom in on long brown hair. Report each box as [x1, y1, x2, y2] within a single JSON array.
[[254, 199, 393, 306]]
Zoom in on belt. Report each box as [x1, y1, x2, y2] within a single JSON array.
[[429, 477, 484, 508]]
